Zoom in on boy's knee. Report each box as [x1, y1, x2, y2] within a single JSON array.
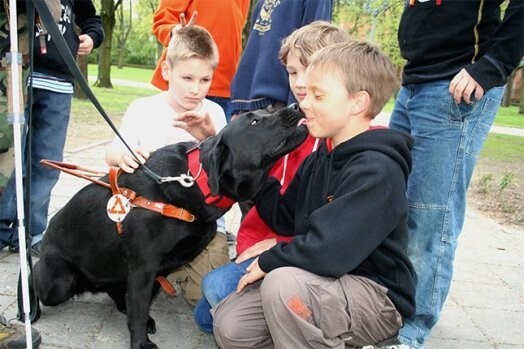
[[260, 267, 301, 302], [213, 305, 246, 347]]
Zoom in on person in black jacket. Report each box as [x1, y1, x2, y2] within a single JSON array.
[[388, 2, 524, 348], [213, 41, 416, 349], [0, 0, 104, 255]]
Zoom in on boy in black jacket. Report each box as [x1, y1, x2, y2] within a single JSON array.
[[213, 41, 416, 349], [0, 0, 104, 255]]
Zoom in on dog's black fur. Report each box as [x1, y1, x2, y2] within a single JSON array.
[[33, 105, 307, 349]]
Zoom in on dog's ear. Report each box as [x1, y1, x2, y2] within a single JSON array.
[[204, 134, 224, 196]]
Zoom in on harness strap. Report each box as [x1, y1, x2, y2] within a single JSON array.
[[40, 159, 110, 189], [155, 276, 176, 296], [108, 167, 124, 234], [186, 147, 235, 209], [40, 160, 196, 223]]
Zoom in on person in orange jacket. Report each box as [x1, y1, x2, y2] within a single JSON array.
[[151, 0, 250, 121]]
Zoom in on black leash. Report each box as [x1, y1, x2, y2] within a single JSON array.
[[30, 0, 165, 184]]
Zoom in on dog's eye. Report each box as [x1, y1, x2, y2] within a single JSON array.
[[250, 119, 259, 126]]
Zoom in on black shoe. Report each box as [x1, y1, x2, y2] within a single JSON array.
[[5, 241, 41, 256], [30, 241, 42, 258], [0, 314, 42, 349], [8, 243, 19, 253]]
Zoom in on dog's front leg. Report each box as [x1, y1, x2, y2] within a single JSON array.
[[126, 270, 158, 349]]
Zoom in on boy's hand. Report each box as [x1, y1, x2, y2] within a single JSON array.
[[118, 149, 150, 173], [171, 11, 198, 34], [173, 111, 216, 140], [77, 34, 94, 55], [237, 258, 266, 293], [236, 238, 277, 263], [449, 68, 485, 104]]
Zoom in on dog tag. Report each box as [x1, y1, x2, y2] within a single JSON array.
[[106, 194, 131, 222]]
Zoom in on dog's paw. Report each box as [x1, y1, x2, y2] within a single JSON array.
[[139, 339, 158, 349], [146, 316, 156, 334]]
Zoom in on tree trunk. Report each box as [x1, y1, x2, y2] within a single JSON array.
[[73, 55, 88, 99], [116, 1, 132, 69], [502, 70, 515, 107], [95, 0, 122, 88], [519, 71, 524, 114]]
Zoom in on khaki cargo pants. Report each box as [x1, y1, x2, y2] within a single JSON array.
[[168, 232, 230, 306], [213, 267, 403, 349]]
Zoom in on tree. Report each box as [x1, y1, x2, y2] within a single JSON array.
[[73, 55, 88, 99], [95, 0, 123, 88], [333, 0, 404, 68], [128, 0, 158, 67], [115, 0, 132, 69]]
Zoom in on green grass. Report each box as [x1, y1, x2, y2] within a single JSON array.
[[480, 133, 524, 162], [88, 64, 154, 83], [71, 84, 156, 123], [495, 105, 524, 128]]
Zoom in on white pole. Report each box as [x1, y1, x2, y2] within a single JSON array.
[[7, 0, 33, 347]]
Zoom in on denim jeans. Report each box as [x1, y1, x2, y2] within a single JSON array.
[[193, 257, 254, 333], [0, 88, 72, 247], [389, 81, 504, 348], [206, 96, 232, 123]]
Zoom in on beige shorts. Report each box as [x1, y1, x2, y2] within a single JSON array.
[[168, 232, 229, 306]]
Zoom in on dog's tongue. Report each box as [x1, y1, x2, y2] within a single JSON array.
[[297, 118, 307, 126]]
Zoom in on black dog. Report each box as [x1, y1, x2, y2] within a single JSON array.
[[33, 105, 308, 349]]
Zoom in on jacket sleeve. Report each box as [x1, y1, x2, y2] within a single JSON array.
[[465, 0, 524, 91], [152, 0, 191, 47], [258, 153, 408, 278], [254, 176, 299, 237], [74, 1, 104, 48], [301, 0, 333, 25]]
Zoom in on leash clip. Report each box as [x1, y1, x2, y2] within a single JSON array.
[[159, 173, 195, 187]]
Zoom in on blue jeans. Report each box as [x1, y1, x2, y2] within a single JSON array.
[[206, 96, 232, 123], [193, 258, 254, 333], [0, 88, 72, 247], [389, 81, 504, 348]]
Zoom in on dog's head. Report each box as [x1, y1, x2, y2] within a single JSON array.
[[201, 104, 308, 201]]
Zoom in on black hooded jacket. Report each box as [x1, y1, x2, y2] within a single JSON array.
[[255, 128, 417, 320], [33, 0, 104, 83], [398, 0, 524, 91]]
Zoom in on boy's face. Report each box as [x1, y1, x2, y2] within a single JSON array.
[[286, 49, 307, 103], [299, 65, 353, 145], [161, 57, 214, 113]]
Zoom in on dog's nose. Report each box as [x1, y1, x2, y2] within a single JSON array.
[[288, 103, 299, 111]]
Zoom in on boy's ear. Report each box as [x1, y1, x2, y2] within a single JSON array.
[[161, 61, 170, 81], [351, 91, 371, 116]]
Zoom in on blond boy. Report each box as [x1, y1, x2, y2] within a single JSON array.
[[213, 41, 416, 349], [106, 26, 229, 306]]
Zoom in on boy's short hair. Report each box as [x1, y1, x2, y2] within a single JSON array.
[[308, 41, 399, 118], [279, 21, 351, 66], [165, 25, 219, 69]]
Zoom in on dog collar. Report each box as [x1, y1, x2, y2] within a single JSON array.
[[187, 147, 235, 209]]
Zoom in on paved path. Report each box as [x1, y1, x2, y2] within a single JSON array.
[[1, 108, 523, 348]]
